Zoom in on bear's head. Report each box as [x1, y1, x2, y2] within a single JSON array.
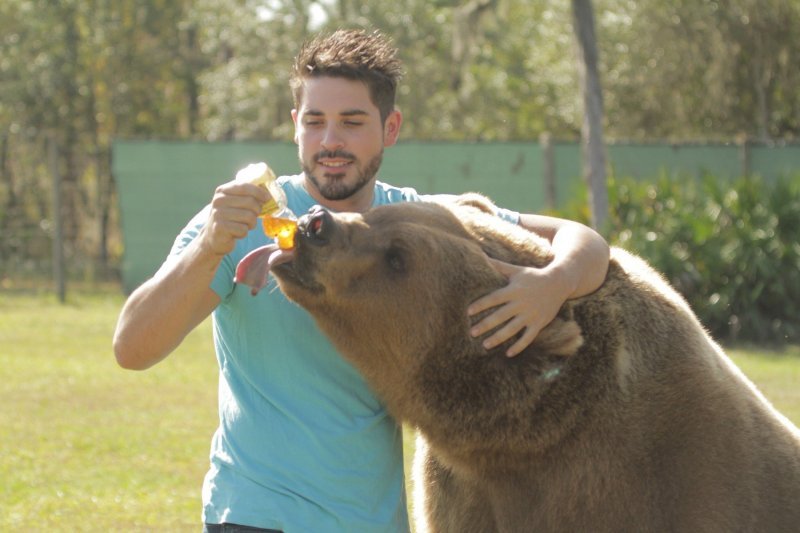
[[250, 195, 588, 457], [275, 196, 556, 351]]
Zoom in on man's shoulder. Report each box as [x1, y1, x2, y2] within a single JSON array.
[[373, 180, 422, 205], [277, 173, 305, 191]]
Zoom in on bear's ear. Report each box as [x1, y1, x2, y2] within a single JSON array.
[[453, 192, 497, 215], [529, 317, 584, 358]]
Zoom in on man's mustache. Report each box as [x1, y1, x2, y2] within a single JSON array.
[[314, 149, 356, 162]]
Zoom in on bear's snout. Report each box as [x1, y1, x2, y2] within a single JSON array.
[[297, 205, 333, 246]]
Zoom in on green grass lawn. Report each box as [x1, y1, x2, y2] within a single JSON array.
[[0, 288, 218, 530], [1, 287, 798, 530]]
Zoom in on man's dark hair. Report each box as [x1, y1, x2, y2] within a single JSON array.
[[291, 29, 403, 123]]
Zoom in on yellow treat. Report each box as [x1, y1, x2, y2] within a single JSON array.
[[262, 215, 298, 250], [235, 162, 281, 216], [235, 162, 298, 249]]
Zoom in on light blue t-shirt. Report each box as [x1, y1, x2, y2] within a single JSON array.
[[168, 175, 519, 532]]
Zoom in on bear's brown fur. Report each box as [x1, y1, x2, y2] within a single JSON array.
[[269, 195, 800, 533]]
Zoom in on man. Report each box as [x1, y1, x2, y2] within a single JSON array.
[[113, 29, 609, 532]]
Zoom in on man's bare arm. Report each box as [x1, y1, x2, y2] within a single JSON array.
[[113, 181, 269, 369]]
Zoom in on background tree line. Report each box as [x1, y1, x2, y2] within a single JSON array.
[[1, 0, 799, 282]]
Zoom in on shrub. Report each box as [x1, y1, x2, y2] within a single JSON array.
[[602, 172, 800, 345]]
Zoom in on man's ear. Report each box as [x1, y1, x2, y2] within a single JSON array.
[[291, 108, 299, 144], [383, 109, 402, 147]]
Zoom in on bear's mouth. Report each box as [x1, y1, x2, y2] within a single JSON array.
[[271, 247, 324, 295], [230, 244, 284, 290], [234, 243, 290, 295], [234, 205, 337, 296], [233, 242, 324, 296]]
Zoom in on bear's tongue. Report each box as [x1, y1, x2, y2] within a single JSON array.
[[233, 244, 295, 295]]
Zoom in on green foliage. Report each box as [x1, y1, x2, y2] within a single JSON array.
[[604, 172, 800, 345], [3, 0, 800, 281], [597, 0, 800, 140], [3, 0, 800, 280]]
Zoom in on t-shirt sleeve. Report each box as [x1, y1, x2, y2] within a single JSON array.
[[375, 182, 422, 204], [155, 206, 209, 277], [209, 256, 236, 300], [166, 207, 207, 257], [494, 205, 521, 225], [158, 205, 236, 300]]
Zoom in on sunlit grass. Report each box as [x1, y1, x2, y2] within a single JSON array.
[[1, 288, 797, 530], [728, 345, 800, 425], [0, 288, 218, 530]]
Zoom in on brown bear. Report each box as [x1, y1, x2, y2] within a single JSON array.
[[237, 194, 800, 532]]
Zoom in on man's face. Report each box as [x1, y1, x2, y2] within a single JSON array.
[[292, 76, 401, 203]]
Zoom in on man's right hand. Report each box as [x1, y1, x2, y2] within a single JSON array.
[[199, 181, 271, 257]]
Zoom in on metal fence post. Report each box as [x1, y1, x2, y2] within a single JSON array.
[[540, 132, 556, 210], [49, 136, 66, 303], [737, 134, 751, 178]]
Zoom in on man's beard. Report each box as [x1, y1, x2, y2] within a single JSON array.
[[302, 149, 383, 201]]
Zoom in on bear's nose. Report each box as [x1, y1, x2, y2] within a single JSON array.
[[297, 205, 332, 245]]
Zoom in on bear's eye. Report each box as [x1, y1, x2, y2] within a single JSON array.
[[385, 246, 406, 274]]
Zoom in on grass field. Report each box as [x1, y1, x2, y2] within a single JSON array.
[[1, 288, 798, 530]]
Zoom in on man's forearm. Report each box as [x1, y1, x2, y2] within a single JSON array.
[[113, 236, 222, 370], [547, 221, 609, 300], [517, 213, 609, 300]]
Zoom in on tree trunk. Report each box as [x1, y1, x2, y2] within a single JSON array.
[[451, 0, 496, 94], [751, 54, 771, 143], [60, 9, 83, 266], [182, 24, 201, 137], [0, 134, 15, 264], [571, 0, 608, 230]]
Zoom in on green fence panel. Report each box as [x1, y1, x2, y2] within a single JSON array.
[[113, 140, 298, 293], [553, 143, 583, 206], [113, 140, 550, 292], [749, 144, 800, 180], [382, 141, 546, 211], [113, 139, 800, 293], [609, 143, 742, 179]]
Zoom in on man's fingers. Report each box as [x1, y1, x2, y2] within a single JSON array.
[[468, 287, 510, 317], [472, 305, 549, 356], [480, 318, 542, 357], [479, 315, 525, 350], [203, 205, 262, 255], [469, 258, 525, 316], [218, 216, 257, 238], [470, 300, 513, 336], [198, 180, 272, 257], [506, 326, 540, 357], [213, 184, 268, 215]]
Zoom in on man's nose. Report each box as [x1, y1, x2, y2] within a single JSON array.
[[320, 125, 344, 151]]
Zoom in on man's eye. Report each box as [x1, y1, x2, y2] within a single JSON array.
[[344, 121, 363, 127]]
